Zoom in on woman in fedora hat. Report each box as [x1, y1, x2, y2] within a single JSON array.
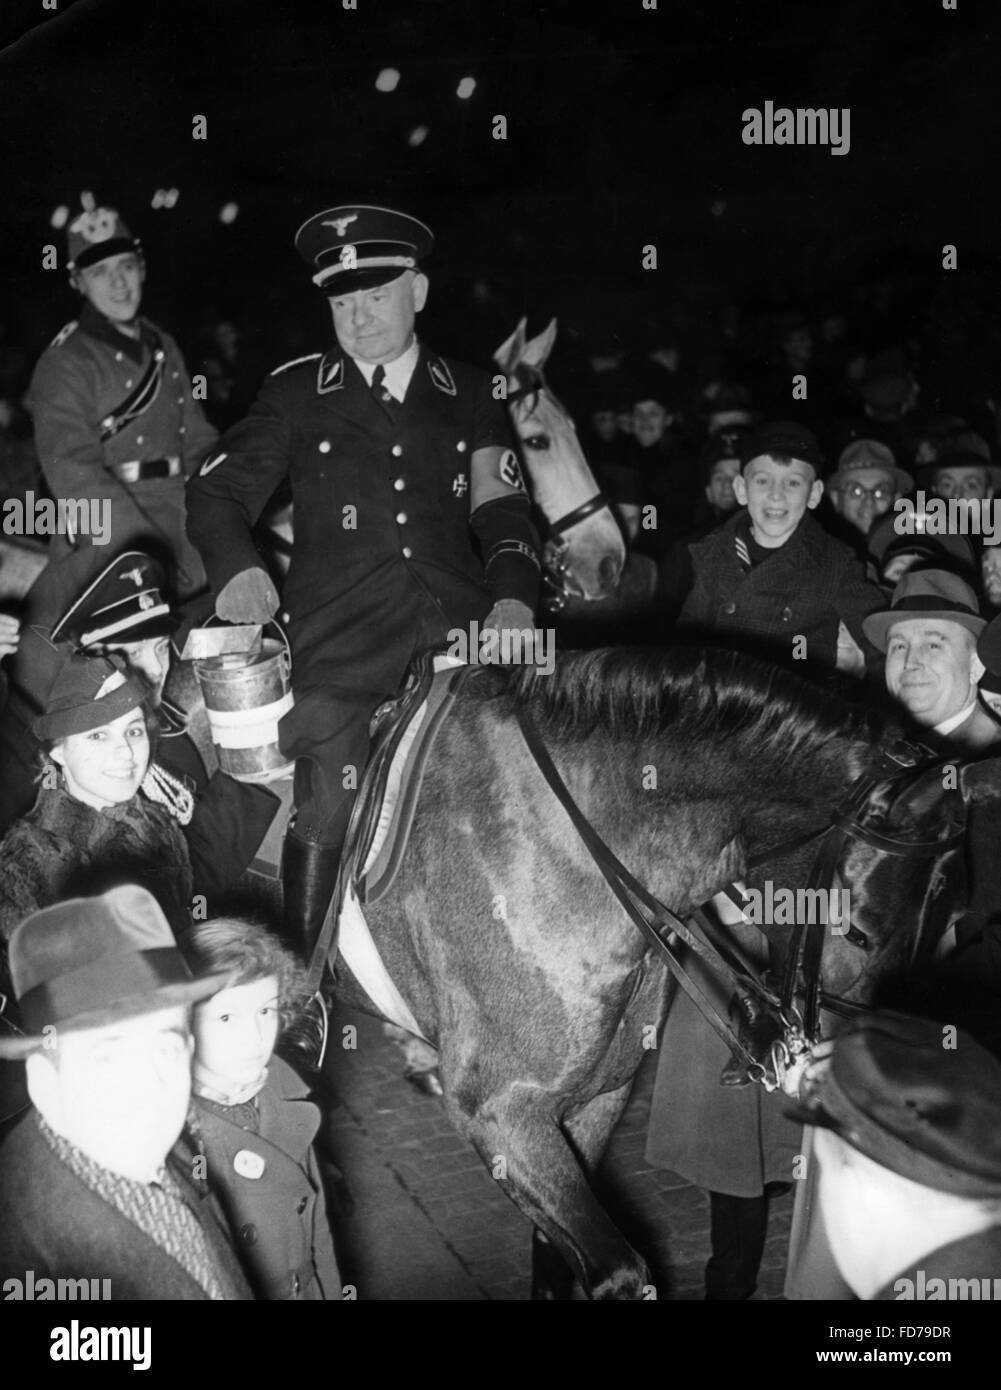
[[0, 647, 195, 953]]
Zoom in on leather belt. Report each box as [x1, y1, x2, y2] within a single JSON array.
[[111, 456, 182, 483]]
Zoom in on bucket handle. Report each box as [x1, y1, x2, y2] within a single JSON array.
[[269, 619, 292, 683], [195, 613, 292, 681]]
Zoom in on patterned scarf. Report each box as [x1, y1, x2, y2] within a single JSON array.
[[38, 1114, 229, 1300]]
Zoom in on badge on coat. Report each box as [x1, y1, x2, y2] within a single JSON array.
[[499, 448, 526, 493], [452, 473, 468, 497], [234, 1148, 266, 1180]]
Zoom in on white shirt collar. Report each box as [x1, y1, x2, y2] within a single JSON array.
[[351, 338, 420, 401], [934, 696, 978, 738]]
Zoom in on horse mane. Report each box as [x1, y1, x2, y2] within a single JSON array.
[[502, 646, 886, 773]]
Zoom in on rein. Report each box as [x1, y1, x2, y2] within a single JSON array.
[[515, 704, 965, 1082]]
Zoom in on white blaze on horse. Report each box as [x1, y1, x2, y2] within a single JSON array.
[[493, 318, 625, 605]]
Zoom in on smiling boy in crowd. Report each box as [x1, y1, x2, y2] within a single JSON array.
[[678, 421, 884, 675]]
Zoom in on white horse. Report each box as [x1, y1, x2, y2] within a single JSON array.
[[493, 318, 625, 605]]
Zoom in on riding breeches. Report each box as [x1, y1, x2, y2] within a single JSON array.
[[276, 598, 455, 844]]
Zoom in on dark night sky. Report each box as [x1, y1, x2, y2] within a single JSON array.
[[0, 0, 998, 357]]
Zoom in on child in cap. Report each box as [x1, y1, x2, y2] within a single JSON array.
[[175, 916, 343, 1301], [678, 421, 885, 675]]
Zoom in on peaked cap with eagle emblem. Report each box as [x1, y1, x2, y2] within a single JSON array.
[[294, 204, 434, 294]]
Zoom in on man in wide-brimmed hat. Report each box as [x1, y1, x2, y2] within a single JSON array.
[[923, 432, 1001, 503], [863, 568, 1001, 752], [789, 1011, 1001, 1300], [0, 884, 252, 1299]]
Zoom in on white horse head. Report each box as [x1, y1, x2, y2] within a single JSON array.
[[494, 319, 625, 603]]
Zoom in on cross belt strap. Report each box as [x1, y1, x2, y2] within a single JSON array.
[[98, 332, 167, 442]]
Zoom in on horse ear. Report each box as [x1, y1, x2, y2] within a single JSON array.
[[520, 318, 559, 372], [493, 318, 528, 375], [958, 757, 1001, 805]]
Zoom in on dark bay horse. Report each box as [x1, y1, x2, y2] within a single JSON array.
[[340, 645, 986, 1299]]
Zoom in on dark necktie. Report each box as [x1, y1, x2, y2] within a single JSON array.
[[371, 364, 399, 413]]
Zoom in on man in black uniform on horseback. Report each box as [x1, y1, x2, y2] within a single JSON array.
[[187, 205, 542, 955]]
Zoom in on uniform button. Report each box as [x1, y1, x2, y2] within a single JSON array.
[[179, 426, 186, 435], [281, 611, 290, 623], [296, 1196, 308, 1214], [456, 440, 467, 452], [292, 1274, 301, 1296], [125, 379, 133, 388], [723, 602, 737, 616], [177, 396, 184, 405], [402, 546, 413, 559], [136, 435, 144, 445], [391, 444, 403, 457], [115, 352, 123, 362], [394, 478, 405, 491], [318, 440, 331, 453], [172, 371, 179, 380], [396, 512, 407, 525], [240, 1223, 258, 1246]]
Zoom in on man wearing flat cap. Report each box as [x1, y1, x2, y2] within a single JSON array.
[[26, 192, 218, 626], [826, 438, 913, 545], [0, 885, 252, 1299], [187, 204, 542, 952], [791, 1011, 1001, 1299]]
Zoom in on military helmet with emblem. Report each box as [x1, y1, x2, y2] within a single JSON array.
[[51, 551, 176, 649], [294, 204, 433, 294], [67, 190, 140, 273]]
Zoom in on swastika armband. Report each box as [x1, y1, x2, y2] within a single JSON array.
[[470, 495, 542, 611]]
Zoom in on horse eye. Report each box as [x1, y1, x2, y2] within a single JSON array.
[[523, 434, 550, 450]]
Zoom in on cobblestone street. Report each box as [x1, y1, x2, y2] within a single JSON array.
[[320, 1001, 793, 1301]]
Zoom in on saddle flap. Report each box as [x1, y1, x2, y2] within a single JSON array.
[[338, 652, 475, 912]]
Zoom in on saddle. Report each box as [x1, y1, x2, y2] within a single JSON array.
[[340, 652, 482, 903], [301, 651, 483, 1006]]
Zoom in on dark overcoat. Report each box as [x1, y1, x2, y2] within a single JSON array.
[[179, 1058, 342, 1301], [0, 1110, 252, 1300], [679, 510, 884, 671]]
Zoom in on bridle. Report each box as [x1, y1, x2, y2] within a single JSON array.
[[506, 371, 617, 609], [742, 739, 966, 1045], [515, 705, 967, 1088]]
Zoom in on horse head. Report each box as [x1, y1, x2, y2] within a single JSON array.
[[818, 759, 969, 1012], [494, 318, 625, 604]]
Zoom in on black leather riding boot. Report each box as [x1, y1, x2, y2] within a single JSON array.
[[719, 991, 783, 1087], [280, 826, 343, 962]]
